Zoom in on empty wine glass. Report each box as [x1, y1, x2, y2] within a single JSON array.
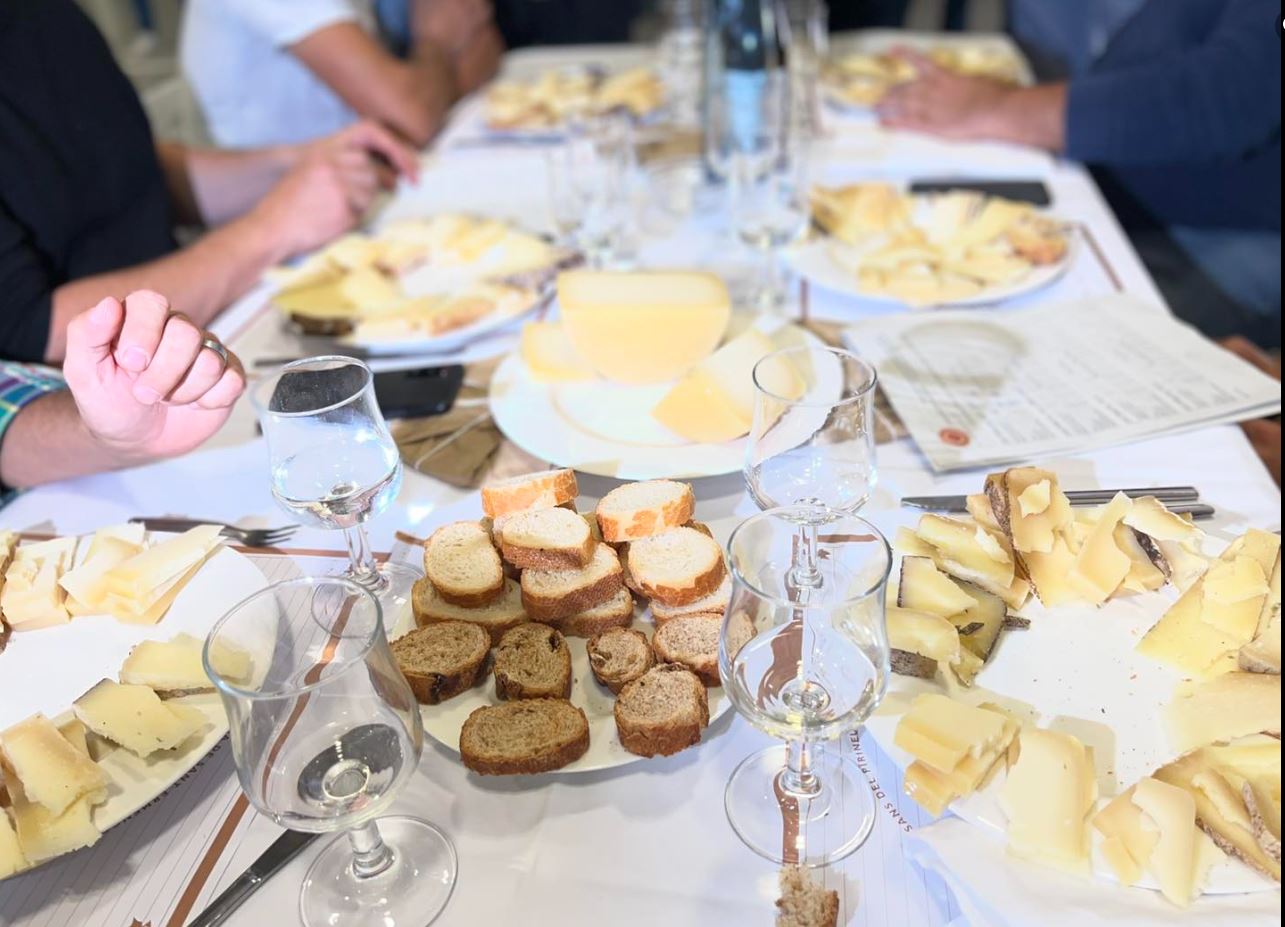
[[251, 357, 421, 612], [732, 136, 811, 312], [745, 345, 878, 589], [719, 507, 891, 866], [546, 139, 589, 248], [547, 115, 634, 266], [205, 577, 455, 927]]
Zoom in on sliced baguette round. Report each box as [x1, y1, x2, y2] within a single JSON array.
[[777, 866, 840, 927], [614, 663, 709, 757], [650, 573, 731, 624], [412, 576, 526, 645], [596, 480, 695, 543], [424, 521, 505, 607], [390, 621, 490, 705], [651, 615, 722, 686], [521, 543, 623, 621], [459, 699, 589, 775], [556, 587, 635, 637], [498, 507, 595, 570], [481, 469, 579, 518], [627, 527, 726, 606], [587, 627, 654, 694], [493, 623, 572, 700]]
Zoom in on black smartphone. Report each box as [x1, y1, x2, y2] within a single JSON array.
[[372, 365, 464, 419], [908, 179, 1052, 207]]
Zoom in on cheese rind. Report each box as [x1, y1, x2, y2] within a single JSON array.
[[72, 680, 209, 757], [0, 714, 107, 816]]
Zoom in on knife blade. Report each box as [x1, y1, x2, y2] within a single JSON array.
[[901, 486, 1200, 512], [187, 829, 318, 927]]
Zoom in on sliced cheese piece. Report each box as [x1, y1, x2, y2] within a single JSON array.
[[999, 729, 1097, 875], [1166, 673, 1281, 752], [1114, 524, 1168, 594], [1132, 777, 1223, 907], [1239, 614, 1281, 675], [893, 693, 1013, 773], [1226, 530, 1282, 577], [1067, 492, 1133, 604], [60, 536, 144, 614], [519, 321, 594, 381], [1021, 536, 1081, 608], [1093, 786, 1160, 886], [917, 514, 1015, 590], [72, 680, 208, 757], [1138, 578, 1243, 677], [903, 760, 958, 817], [8, 777, 99, 864], [1191, 769, 1255, 839], [102, 525, 223, 601], [965, 493, 1002, 533], [2, 539, 75, 628], [1123, 497, 1202, 543], [1201, 556, 1269, 642], [948, 646, 985, 688], [1257, 555, 1282, 638], [886, 607, 961, 667], [102, 553, 212, 625], [272, 280, 353, 319], [1155, 538, 1210, 592], [557, 270, 731, 385], [895, 557, 974, 618], [1016, 480, 1051, 517], [950, 582, 1007, 662], [894, 527, 937, 559], [0, 714, 107, 816], [85, 523, 147, 558], [0, 809, 26, 877], [1202, 733, 1283, 779], [337, 267, 402, 309], [1000, 468, 1072, 554], [119, 633, 252, 695]]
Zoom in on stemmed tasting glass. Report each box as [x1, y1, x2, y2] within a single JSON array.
[[776, 0, 829, 139], [547, 114, 633, 267], [546, 139, 589, 249], [719, 507, 891, 867], [204, 577, 456, 927], [252, 357, 421, 612], [731, 126, 812, 313]]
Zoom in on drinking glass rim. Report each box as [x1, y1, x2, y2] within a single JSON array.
[[250, 355, 374, 420], [203, 576, 384, 701], [752, 345, 878, 408], [725, 507, 892, 608]]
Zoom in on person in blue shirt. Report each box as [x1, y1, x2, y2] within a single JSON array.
[[876, 0, 1281, 349]]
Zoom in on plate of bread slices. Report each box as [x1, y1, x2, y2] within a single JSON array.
[[860, 466, 1281, 910], [388, 470, 744, 774], [791, 184, 1074, 309], [265, 213, 580, 352], [0, 526, 267, 879]]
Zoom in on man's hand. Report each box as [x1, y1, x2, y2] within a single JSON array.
[[62, 291, 245, 463], [250, 120, 419, 261], [414, 0, 494, 54], [876, 50, 1017, 141]]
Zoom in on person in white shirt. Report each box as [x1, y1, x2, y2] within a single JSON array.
[[181, 0, 501, 149]]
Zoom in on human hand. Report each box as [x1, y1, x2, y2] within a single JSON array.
[[253, 120, 420, 261], [62, 291, 245, 463], [876, 49, 1017, 141], [414, 0, 493, 54]]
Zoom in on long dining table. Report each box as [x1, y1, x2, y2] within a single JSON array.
[[2, 40, 1280, 927]]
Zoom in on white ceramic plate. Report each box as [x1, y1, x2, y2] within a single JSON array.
[[403, 502, 739, 774], [340, 293, 545, 356], [862, 564, 1278, 897], [0, 542, 268, 879], [488, 321, 827, 481], [785, 226, 1076, 310]]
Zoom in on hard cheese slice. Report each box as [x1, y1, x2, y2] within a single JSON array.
[[0, 809, 25, 877], [1131, 777, 1224, 907], [1166, 673, 1281, 752], [999, 729, 1097, 875], [1093, 786, 1160, 886], [886, 607, 961, 667], [102, 524, 223, 601], [61, 535, 145, 615], [994, 468, 1073, 554], [1020, 535, 1081, 608], [119, 633, 252, 695], [7, 776, 100, 864], [893, 693, 1013, 773], [916, 514, 1015, 591], [896, 557, 975, 618], [73, 680, 208, 757], [1067, 493, 1133, 604], [0, 714, 107, 816], [1138, 577, 1243, 677]]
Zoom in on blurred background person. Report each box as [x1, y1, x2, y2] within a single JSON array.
[[181, 0, 503, 148], [0, 0, 418, 365], [0, 291, 245, 491], [876, 0, 1282, 349]]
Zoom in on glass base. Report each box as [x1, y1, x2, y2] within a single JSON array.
[[345, 561, 420, 632], [724, 744, 875, 867], [300, 816, 457, 927]]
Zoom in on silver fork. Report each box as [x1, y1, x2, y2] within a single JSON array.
[[128, 517, 299, 548]]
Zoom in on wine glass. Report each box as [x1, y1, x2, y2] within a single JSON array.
[[719, 506, 891, 867], [204, 577, 456, 927], [548, 114, 634, 267], [251, 356, 421, 612], [732, 134, 811, 313], [745, 345, 878, 588], [546, 139, 589, 248], [776, 0, 828, 139]]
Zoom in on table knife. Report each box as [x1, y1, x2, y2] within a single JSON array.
[[187, 829, 318, 927], [901, 486, 1199, 512]]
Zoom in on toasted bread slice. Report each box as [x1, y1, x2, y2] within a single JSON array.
[[587, 627, 654, 694], [614, 663, 709, 757], [412, 576, 527, 645], [627, 527, 725, 606], [498, 507, 595, 570], [650, 573, 731, 624], [481, 469, 579, 518], [424, 521, 505, 607], [776, 867, 839, 927], [557, 587, 635, 637], [521, 543, 623, 621], [390, 621, 490, 705], [685, 520, 713, 538], [619, 542, 645, 596], [596, 480, 695, 543], [459, 699, 589, 775], [493, 623, 572, 699], [652, 611, 756, 685]]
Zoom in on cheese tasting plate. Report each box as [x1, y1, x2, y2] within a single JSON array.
[[861, 573, 1278, 898], [396, 496, 736, 774], [0, 542, 268, 880]]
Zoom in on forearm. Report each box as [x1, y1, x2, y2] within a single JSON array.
[[0, 391, 136, 488], [985, 83, 1068, 153], [44, 211, 282, 362], [398, 40, 458, 143], [158, 142, 300, 226], [452, 24, 503, 96]]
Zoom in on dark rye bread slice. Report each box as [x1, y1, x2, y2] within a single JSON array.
[[555, 587, 635, 638], [492, 623, 573, 700], [627, 527, 726, 607], [587, 627, 654, 694], [459, 699, 589, 775], [423, 521, 505, 607], [390, 621, 490, 705], [651, 611, 756, 686], [520, 543, 623, 621], [411, 576, 527, 645], [614, 663, 709, 757], [497, 506, 596, 570]]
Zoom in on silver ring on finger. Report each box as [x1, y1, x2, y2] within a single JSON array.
[[200, 335, 229, 367]]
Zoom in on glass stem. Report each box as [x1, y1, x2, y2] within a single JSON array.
[[789, 522, 822, 591], [347, 820, 394, 880], [780, 738, 821, 797], [765, 246, 785, 310], [343, 524, 382, 588]]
